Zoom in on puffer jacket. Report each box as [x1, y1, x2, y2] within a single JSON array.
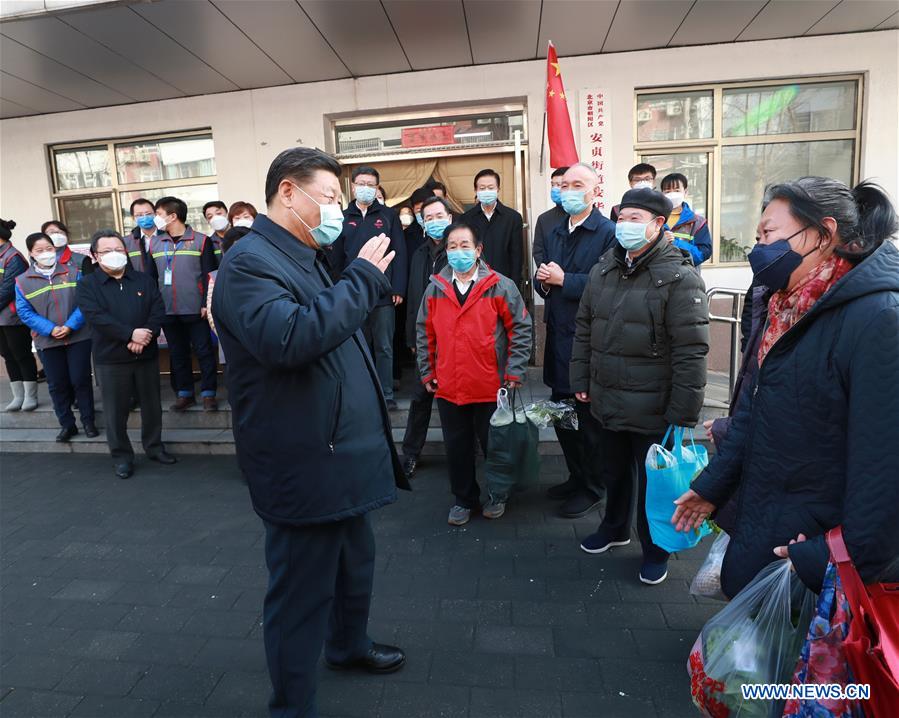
[[416, 261, 532, 405], [570, 237, 709, 434], [692, 241, 899, 596]]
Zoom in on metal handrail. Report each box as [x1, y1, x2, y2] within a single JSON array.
[[706, 287, 747, 407]]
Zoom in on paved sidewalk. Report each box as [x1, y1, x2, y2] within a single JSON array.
[[1, 452, 719, 717]]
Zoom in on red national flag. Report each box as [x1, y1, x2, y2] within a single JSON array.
[[545, 42, 578, 168]]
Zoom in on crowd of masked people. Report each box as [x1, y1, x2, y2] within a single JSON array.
[[0, 198, 259, 479], [1, 156, 897, 596]]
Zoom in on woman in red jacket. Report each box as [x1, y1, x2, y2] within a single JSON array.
[[416, 221, 532, 525]]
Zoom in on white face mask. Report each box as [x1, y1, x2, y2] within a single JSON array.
[[99, 251, 128, 271], [399, 214, 413, 227], [209, 215, 229, 232], [153, 215, 169, 231], [632, 180, 653, 190], [233, 217, 254, 229], [49, 232, 68, 248], [664, 191, 685, 207], [34, 250, 57, 267]]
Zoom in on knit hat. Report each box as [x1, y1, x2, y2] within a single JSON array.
[[0, 219, 15, 241], [619, 188, 672, 219]]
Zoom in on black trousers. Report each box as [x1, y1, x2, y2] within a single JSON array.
[[551, 393, 604, 498], [163, 315, 217, 398], [0, 324, 37, 381], [436, 398, 492, 508], [96, 360, 164, 462], [39, 340, 94, 429], [392, 304, 406, 381], [593, 426, 669, 564], [400, 378, 434, 460], [263, 514, 375, 718]]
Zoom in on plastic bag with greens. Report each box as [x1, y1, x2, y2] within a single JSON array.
[[523, 399, 577, 430], [687, 559, 816, 717]]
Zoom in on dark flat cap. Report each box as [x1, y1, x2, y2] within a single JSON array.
[[619, 188, 672, 218]]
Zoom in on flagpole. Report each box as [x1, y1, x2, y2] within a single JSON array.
[[539, 111, 547, 175], [539, 40, 551, 175]]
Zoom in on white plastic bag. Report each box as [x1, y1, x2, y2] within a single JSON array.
[[490, 388, 514, 427], [690, 531, 730, 601]]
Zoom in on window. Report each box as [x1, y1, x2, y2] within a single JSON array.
[[49, 131, 218, 242], [334, 106, 527, 158], [634, 77, 861, 264]]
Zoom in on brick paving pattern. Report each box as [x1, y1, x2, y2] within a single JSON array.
[[1, 452, 719, 717]]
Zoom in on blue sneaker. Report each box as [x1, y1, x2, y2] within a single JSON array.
[[580, 528, 631, 554], [639, 560, 669, 585]]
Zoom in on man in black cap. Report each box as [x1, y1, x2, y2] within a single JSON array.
[[569, 187, 709, 586]]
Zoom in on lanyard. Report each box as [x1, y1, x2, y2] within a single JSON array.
[[163, 238, 186, 271]]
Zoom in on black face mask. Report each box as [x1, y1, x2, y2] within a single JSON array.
[[747, 226, 818, 291]]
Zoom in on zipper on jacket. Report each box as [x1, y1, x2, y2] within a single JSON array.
[[648, 307, 659, 356], [328, 382, 342, 454]]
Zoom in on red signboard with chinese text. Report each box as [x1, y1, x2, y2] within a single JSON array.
[[401, 125, 456, 148]]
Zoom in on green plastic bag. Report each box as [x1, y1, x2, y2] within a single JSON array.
[[485, 389, 540, 502]]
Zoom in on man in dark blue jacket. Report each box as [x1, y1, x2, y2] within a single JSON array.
[[536, 163, 617, 519], [332, 166, 407, 409], [212, 147, 410, 718]]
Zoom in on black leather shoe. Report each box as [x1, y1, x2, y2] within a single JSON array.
[[546, 477, 579, 500], [56, 425, 78, 442], [148, 452, 177, 465], [402, 455, 417, 479], [559, 490, 604, 519], [83, 422, 100, 438], [325, 643, 405, 675], [115, 462, 133, 480]]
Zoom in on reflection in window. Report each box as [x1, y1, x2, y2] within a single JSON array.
[[636, 91, 713, 143], [335, 111, 526, 155], [115, 136, 216, 184], [119, 184, 219, 233], [54, 147, 110, 191], [59, 195, 115, 243], [720, 140, 853, 263], [723, 81, 856, 137], [642, 152, 709, 219]]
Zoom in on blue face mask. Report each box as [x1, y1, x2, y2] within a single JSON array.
[[477, 190, 498, 207], [560, 190, 589, 216], [447, 249, 477, 273], [136, 215, 156, 231], [615, 220, 657, 251], [550, 186, 562, 205], [424, 218, 450, 241], [415, 212, 424, 227], [290, 183, 344, 247], [747, 227, 813, 292], [354, 185, 377, 205]]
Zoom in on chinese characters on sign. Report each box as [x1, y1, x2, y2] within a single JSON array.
[[401, 125, 456, 149], [578, 89, 610, 212]]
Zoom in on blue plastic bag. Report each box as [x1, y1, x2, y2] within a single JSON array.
[[645, 426, 710, 553]]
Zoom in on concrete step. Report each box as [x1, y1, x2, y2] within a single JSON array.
[[0, 426, 566, 456], [0, 368, 727, 457], [0, 401, 442, 431]]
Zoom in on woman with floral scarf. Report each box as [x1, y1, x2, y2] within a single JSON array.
[[672, 176, 899, 599]]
